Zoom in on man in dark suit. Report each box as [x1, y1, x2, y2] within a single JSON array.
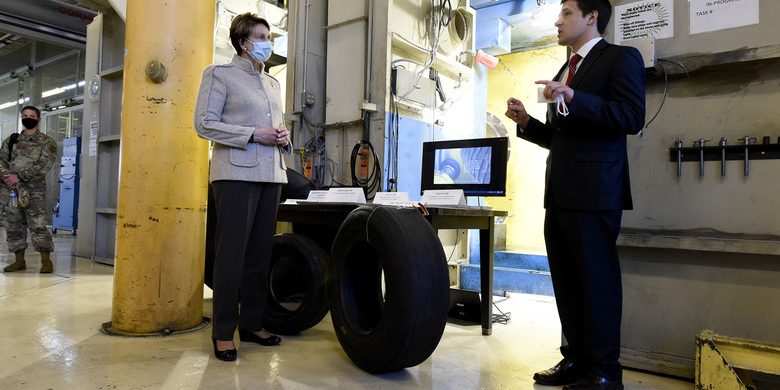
[[505, 1, 645, 389]]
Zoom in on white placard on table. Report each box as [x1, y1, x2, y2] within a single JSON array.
[[305, 190, 329, 202], [324, 187, 367, 204], [689, 0, 758, 35], [420, 190, 466, 207], [614, 0, 674, 45], [372, 192, 411, 206]]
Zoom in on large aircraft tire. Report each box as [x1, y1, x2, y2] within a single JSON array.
[[328, 206, 449, 373], [263, 233, 329, 335]]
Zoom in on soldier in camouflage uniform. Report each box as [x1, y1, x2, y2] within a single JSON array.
[[0, 106, 58, 273]]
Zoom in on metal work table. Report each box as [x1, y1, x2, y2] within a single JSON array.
[[277, 202, 508, 336]]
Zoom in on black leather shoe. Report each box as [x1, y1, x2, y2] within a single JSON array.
[[533, 358, 585, 386], [563, 374, 624, 390], [239, 329, 281, 346], [212, 339, 237, 361]]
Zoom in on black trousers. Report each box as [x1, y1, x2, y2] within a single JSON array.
[[544, 203, 623, 381], [211, 180, 281, 340]]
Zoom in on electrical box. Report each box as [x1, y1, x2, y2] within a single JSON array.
[[621, 36, 656, 69], [393, 67, 436, 107], [447, 262, 460, 288]]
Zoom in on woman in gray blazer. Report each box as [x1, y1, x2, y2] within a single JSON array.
[[194, 12, 292, 362]]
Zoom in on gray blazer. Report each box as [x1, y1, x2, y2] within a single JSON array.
[[194, 55, 291, 184]]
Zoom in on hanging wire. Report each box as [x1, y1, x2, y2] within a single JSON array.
[[350, 140, 382, 200], [640, 58, 689, 140]]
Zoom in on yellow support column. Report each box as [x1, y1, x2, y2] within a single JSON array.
[[106, 0, 215, 335]]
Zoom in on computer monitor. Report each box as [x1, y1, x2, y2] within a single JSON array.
[[420, 137, 508, 197]]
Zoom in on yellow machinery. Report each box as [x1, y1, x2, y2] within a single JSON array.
[[696, 330, 780, 389]]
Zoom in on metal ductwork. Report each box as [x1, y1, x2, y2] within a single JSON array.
[[0, 0, 100, 48]]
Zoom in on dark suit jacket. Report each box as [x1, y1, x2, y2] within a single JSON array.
[[518, 39, 646, 211]]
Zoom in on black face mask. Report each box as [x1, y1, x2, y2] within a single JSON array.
[[21, 118, 38, 129]]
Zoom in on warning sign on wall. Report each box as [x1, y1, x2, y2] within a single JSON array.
[[614, 0, 674, 45], [689, 0, 758, 35]]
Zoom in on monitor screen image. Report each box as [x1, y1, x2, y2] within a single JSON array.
[[433, 147, 493, 185], [421, 137, 508, 197]]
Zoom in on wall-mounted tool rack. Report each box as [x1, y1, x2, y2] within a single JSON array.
[[669, 138, 780, 177], [669, 143, 780, 162], [669, 144, 780, 162]]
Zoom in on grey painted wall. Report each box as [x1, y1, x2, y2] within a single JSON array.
[[602, 1, 780, 377], [602, 0, 780, 237], [619, 246, 780, 377], [625, 59, 780, 236], [610, 0, 779, 62]]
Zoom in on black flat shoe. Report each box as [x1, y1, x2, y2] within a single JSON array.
[[212, 339, 237, 361], [238, 329, 281, 346]]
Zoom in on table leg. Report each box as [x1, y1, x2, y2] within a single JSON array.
[[480, 217, 494, 336]]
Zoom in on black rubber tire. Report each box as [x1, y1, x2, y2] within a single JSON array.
[[328, 206, 449, 373], [263, 233, 329, 335], [292, 222, 338, 252]]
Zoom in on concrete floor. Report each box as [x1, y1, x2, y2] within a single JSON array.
[[0, 233, 693, 389]]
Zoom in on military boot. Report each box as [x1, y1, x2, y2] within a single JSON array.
[[40, 251, 53, 274], [3, 251, 27, 272]]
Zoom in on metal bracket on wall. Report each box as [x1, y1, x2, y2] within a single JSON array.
[[695, 330, 780, 389], [669, 141, 780, 177]]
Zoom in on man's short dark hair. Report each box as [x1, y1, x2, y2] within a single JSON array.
[[562, 0, 612, 34], [21, 105, 40, 118], [229, 13, 271, 55]]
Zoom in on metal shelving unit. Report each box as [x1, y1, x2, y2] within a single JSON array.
[[76, 11, 125, 265]]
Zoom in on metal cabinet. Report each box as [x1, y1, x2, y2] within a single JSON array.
[[76, 11, 124, 265], [52, 137, 80, 233]]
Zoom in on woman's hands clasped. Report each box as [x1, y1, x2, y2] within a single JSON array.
[[253, 126, 290, 147]]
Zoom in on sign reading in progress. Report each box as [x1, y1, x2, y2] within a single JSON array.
[[689, 0, 758, 35]]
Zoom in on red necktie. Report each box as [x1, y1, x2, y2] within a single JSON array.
[[565, 54, 582, 86]]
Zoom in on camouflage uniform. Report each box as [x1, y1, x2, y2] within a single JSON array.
[[0, 131, 58, 253]]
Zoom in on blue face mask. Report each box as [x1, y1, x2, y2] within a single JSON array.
[[248, 40, 273, 62]]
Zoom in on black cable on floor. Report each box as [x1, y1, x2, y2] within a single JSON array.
[[492, 301, 511, 325]]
